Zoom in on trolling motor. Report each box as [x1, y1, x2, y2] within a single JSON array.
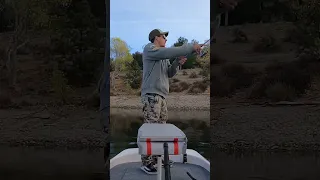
[[163, 142, 171, 180], [163, 142, 198, 180], [137, 123, 188, 180]]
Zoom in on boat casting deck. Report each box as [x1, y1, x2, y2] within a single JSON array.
[[110, 162, 209, 180]]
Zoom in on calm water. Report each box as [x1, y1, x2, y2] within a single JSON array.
[[212, 151, 320, 180], [1, 109, 320, 179], [110, 109, 320, 179], [110, 110, 211, 159], [0, 146, 106, 180]]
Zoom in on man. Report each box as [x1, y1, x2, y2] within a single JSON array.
[[140, 28, 201, 174]]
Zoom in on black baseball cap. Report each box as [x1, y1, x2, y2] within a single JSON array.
[[148, 29, 169, 42]]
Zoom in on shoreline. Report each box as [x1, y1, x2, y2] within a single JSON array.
[[111, 107, 210, 122], [110, 94, 210, 111], [0, 107, 107, 150], [212, 105, 320, 152], [1, 95, 320, 152]]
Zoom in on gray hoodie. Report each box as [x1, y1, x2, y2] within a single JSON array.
[[141, 43, 194, 98]]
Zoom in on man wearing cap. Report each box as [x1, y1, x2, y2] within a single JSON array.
[[139, 0, 239, 173], [140, 28, 201, 174]]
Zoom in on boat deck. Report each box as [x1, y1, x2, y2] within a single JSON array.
[[110, 162, 209, 180]]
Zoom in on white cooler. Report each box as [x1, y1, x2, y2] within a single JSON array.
[[137, 123, 187, 156]]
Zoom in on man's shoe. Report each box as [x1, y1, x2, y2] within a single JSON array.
[[140, 164, 157, 175]]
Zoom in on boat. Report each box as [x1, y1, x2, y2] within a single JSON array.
[[110, 123, 210, 180]]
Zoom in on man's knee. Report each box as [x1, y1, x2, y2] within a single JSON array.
[[142, 94, 162, 122]]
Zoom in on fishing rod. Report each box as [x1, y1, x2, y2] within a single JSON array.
[[199, 36, 216, 57], [196, 0, 228, 58], [180, 36, 215, 60], [198, 0, 244, 58]]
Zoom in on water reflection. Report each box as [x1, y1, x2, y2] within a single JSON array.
[[212, 151, 320, 180], [0, 146, 106, 179], [110, 108, 320, 179], [110, 110, 211, 159]]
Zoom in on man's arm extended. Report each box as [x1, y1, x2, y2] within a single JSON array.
[[144, 43, 194, 60], [167, 59, 180, 78]]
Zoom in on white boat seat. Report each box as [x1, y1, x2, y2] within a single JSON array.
[[137, 123, 187, 156]]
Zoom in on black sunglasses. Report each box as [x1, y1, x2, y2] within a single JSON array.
[[158, 35, 167, 41]]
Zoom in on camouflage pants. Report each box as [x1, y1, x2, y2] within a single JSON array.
[[141, 93, 168, 166]]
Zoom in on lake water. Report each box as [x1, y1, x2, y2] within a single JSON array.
[[110, 108, 211, 159], [212, 151, 320, 180], [111, 108, 320, 180], [0, 146, 107, 180], [1, 108, 319, 179]]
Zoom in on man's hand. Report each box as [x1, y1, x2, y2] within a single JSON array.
[[193, 44, 201, 54], [178, 56, 187, 65], [220, 0, 238, 10]]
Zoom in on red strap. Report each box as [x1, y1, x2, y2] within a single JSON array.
[[174, 138, 179, 155], [146, 138, 151, 155]]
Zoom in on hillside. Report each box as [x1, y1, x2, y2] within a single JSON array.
[[0, 22, 320, 151], [1, 22, 320, 108]]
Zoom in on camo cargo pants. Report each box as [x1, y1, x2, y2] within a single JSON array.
[[141, 93, 168, 166]]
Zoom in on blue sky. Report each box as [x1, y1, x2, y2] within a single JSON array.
[[110, 0, 210, 53]]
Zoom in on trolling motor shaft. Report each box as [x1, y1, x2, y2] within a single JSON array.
[[163, 142, 171, 180]]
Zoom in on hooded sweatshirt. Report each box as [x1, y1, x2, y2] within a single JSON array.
[[141, 43, 194, 98]]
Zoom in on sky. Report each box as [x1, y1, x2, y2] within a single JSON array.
[[110, 0, 210, 53]]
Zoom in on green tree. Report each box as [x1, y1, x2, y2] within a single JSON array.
[[110, 37, 133, 89], [2, 0, 71, 88], [0, 1, 14, 32], [172, 37, 197, 69], [197, 41, 210, 79], [173, 37, 188, 47], [191, 39, 199, 44], [87, 0, 105, 28], [110, 37, 133, 71], [51, 0, 103, 87], [125, 58, 142, 89], [291, 0, 320, 48], [110, 58, 115, 72], [132, 52, 143, 70], [51, 66, 73, 104]]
